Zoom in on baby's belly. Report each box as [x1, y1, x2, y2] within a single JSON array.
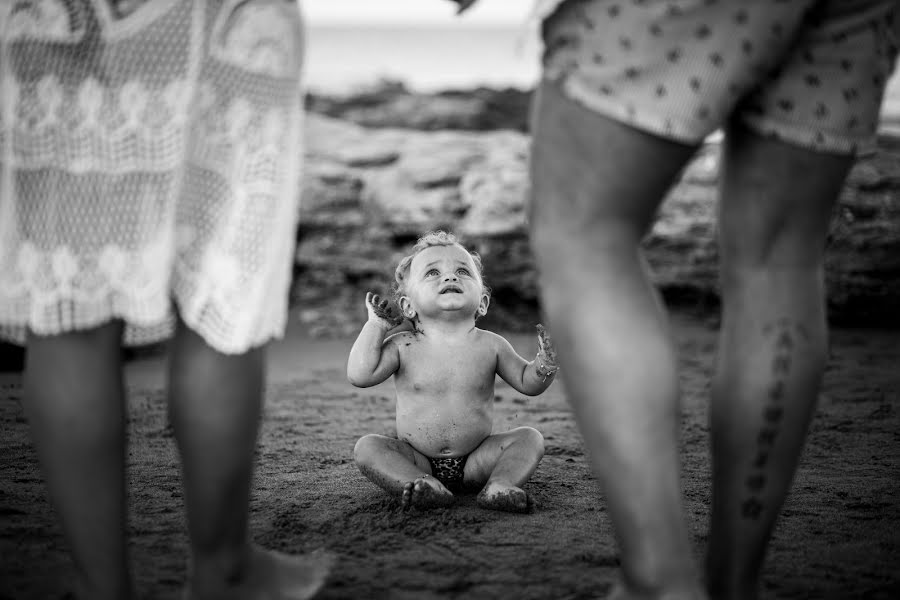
[[397, 410, 492, 458]]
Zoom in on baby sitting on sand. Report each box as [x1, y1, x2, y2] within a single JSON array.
[[347, 231, 559, 512]]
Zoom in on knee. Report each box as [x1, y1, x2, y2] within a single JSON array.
[[353, 435, 380, 467], [512, 427, 545, 458], [719, 233, 828, 275], [718, 238, 828, 301]]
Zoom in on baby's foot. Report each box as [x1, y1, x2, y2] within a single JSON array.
[[476, 481, 532, 513], [401, 474, 454, 510], [185, 545, 334, 600]]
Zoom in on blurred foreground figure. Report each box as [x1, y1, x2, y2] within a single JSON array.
[[449, 1, 898, 598], [0, 1, 331, 598]]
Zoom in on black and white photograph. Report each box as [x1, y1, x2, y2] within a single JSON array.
[[1, 1, 898, 598]]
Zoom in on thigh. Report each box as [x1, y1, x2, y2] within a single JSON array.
[[358, 434, 434, 473], [530, 78, 697, 244], [463, 427, 537, 486], [717, 122, 854, 268]]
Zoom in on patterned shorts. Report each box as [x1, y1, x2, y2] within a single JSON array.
[[0, 0, 305, 354], [539, 0, 900, 154], [428, 454, 469, 491]]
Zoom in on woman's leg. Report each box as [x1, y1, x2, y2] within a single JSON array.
[[168, 317, 331, 599], [529, 79, 705, 599], [167, 316, 264, 594], [24, 321, 132, 600], [706, 122, 854, 600]]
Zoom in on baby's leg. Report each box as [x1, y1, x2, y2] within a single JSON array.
[[169, 319, 331, 600], [466, 426, 544, 513], [353, 434, 454, 509], [23, 322, 133, 600]]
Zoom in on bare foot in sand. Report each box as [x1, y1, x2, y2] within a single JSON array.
[[186, 545, 334, 600], [476, 481, 532, 513], [401, 474, 454, 510]]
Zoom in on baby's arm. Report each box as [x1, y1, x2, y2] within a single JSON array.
[[494, 325, 559, 396], [346, 292, 403, 387]]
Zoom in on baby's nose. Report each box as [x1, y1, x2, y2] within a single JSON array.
[[445, 273, 458, 281]]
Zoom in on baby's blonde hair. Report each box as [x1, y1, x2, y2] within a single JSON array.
[[393, 230, 489, 304]]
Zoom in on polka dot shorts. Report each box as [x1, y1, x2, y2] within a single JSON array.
[[539, 0, 900, 154]]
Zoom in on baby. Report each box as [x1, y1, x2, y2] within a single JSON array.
[[347, 231, 559, 512]]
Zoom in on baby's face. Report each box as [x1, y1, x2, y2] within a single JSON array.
[[403, 244, 486, 320]]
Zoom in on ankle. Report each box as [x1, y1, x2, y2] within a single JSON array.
[[187, 543, 254, 598], [615, 578, 708, 600], [72, 576, 134, 600], [705, 574, 760, 600], [620, 563, 706, 600]]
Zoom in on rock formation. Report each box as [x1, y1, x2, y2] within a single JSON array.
[[296, 110, 900, 337]]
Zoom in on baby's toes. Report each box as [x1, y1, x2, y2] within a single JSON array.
[[400, 481, 415, 510], [409, 476, 454, 509], [411, 479, 435, 506]]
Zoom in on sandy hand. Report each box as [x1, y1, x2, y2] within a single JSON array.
[[365, 292, 404, 330], [536, 324, 559, 370]]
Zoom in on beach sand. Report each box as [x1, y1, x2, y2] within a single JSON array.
[[1, 310, 898, 600]]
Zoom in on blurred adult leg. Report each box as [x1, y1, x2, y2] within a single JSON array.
[[169, 314, 333, 600], [167, 316, 266, 597], [529, 79, 705, 599], [24, 321, 132, 600], [706, 121, 853, 600]]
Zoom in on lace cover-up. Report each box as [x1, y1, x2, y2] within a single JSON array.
[[0, 0, 305, 353]]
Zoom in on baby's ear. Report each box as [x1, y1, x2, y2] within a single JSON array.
[[477, 293, 490, 317], [399, 296, 416, 319]]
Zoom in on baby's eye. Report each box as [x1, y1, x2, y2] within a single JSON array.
[[456, 268, 471, 277], [425, 269, 440, 277]]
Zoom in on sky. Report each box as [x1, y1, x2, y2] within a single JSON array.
[[302, 0, 532, 27]]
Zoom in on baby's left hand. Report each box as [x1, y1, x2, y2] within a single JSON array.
[[536, 324, 559, 369]]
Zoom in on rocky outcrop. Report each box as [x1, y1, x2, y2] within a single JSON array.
[[306, 80, 531, 133], [295, 113, 900, 337]]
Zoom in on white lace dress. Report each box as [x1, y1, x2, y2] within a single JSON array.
[[0, 0, 305, 354]]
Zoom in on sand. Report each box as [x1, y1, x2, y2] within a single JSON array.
[[1, 311, 898, 600]]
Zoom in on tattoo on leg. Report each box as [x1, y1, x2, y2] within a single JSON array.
[[741, 497, 763, 520], [768, 380, 785, 402], [752, 451, 769, 469], [764, 406, 784, 423], [745, 474, 766, 491], [741, 319, 806, 520], [757, 428, 777, 446]]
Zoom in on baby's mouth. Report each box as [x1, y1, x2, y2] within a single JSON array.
[[440, 285, 463, 294]]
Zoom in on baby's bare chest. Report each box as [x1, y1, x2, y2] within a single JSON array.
[[398, 344, 496, 395]]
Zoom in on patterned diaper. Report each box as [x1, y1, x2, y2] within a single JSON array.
[[0, 0, 305, 354], [539, 0, 900, 153], [428, 454, 469, 491]]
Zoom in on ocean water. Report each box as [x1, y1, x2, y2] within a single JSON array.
[[304, 26, 540, 92], [304, 26, 900, 129]]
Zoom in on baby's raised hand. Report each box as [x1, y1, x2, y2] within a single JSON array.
[[366, 292, 404, 330], [536, 324, 559, 371]]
